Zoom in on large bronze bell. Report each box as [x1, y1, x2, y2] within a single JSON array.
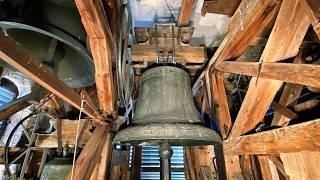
[[0, 0, 94, 88], [113, 66, 222, 146]]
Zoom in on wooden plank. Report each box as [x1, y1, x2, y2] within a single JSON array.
[[193, 0, 280, 99], [35, 119, 92, 148], [270, 101, 298, 120], [131, 45, 206, 64], [75, 0, 116, 115], [268, 156, 288, 178], [0, 93, 32, 120], [261, 0, 311, 62], [294, 99, 320, 112], [0, 31, 97, 119], [90, 133, 113, 180], [224, 118, 320, 155], [201, 0, 242, 17], [178, 0, 196, 26], [257, 156, 274, 180], [227, 1, 311, 137], [225, 155, 245, 180], [216, 61, 320, 89], [272, 83, 303, 126], [66, 124, 109, 180], [280, 152, 320, 180], [210, 71, 232, 139]]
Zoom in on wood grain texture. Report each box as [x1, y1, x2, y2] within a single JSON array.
[[262, 0, 311, 62], [35, 119, 92, 148], [201, 0, 242, 17], [66, 124, 109, 180], [75, 0, 116, 115], [280, 152, 320, 180], [210, 71, 232, 139], [216, 61, 320, 88], [0, 31, 96, 119], [224, 118, 320, 155], [178, 0, 196, 26]]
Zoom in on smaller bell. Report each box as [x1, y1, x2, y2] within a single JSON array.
[[113, 66, 221, 146]]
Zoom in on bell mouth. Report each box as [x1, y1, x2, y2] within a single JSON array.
[[113, 123, 222, 146]]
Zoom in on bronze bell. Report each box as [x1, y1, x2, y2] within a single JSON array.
[[113, 66, 222, 146]]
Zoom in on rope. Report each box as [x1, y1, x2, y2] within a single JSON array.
[[71, 94, 85, 180]]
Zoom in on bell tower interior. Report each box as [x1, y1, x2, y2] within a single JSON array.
[[0, 0, 319, 179]]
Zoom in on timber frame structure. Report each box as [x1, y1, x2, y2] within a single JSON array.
[[0, 0, 320, 179]]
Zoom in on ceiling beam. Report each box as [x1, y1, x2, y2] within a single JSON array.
[[75, 0, 116, 116], [215, 61, 320, 89], [178, 0, 196, 26], [201, 0, 242, 17], [224, 118, 320, 155], [227, 0, 311, 139], [0, 31, 98, 119], [193, 0, 280, 95]]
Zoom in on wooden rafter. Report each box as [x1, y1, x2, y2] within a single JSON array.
[[227, 0, 311, 139], [75, 0, 116, 116], [0, 31, 98, 119], [66, 124, 110, 180], [209, 71, 232, 139], [215, 61, 320, 89], [178, 0, 196, 26], [224, 118, 320, 155]]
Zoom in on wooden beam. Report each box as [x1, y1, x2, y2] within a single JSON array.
[[0, 93, 32, 120], [0, 31, 97, 119], [35, 119, 92, 148], [75, 0, 116, 116], [131, 45, 206, 65], [280, 152, 320, 179], [209, 71, 232, 139], [201, 0, 242, 17], [227, 0, 312, 138], [216, 61, 320, 88], [224, 118, 320, 155], [270, 101, 298, 120], [193, 0, 280, 97], [294, 99, 320, 112], [261, 0, 311, 63], [271, 83, 303, 126], [178, 0, 196, 26], [66, 124, 109, 180]]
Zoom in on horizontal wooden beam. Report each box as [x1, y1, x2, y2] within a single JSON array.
[[0, 93, 32, 120], [0, 30, 98, 119], [201, 0, 242, 17], [35, 119, 92, 148], [216, 61, 320, 88], [131, 45, 206, 66], [224, 118, 320, 155]]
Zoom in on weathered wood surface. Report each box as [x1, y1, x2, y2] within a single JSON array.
[[178, 0, 196, 26], [224, 119, 320, 155], [75, 0, 116, 115], [131, 45, 206, 67], [201, 0, 242, 17], [0, 31, 97, 119], [280, 152, 320, 180], [209, 72, 232, 139], [227, 0, 311, 138], [216, 62, 320, 88], [66, 124, 109, 180], [35, 119, 92, 148]]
